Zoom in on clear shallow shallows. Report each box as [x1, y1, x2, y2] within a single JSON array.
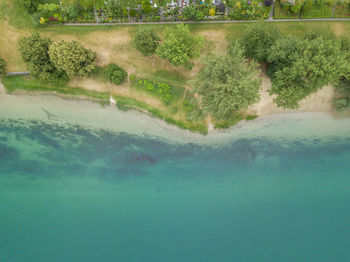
[[1, 115, 350, 262]]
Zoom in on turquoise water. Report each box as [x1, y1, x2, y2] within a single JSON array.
[[1, 118, 350, 262]]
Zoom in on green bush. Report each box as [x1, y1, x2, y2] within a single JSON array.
[[48, 40, 96, 78], [156, 24, 203, 68], [103, 63, 127, 85], [334, 79, 350, 112], [134, 27, 160, 56], [0, 58, 6, 76]]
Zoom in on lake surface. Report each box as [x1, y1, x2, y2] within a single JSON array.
[[0, 95, 350, 262]]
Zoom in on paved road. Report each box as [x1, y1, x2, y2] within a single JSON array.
[[54, 17, 350, 26]]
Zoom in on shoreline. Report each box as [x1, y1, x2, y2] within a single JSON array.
[[1, 86, 350, 145]]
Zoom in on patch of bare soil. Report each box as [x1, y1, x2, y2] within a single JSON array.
[[247, 76, 335, 116], [331, 23, 344, 37]]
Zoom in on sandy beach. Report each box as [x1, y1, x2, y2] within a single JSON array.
[[1, 79, 350, 146]]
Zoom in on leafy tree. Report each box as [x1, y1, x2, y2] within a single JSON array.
[[141, 0, 152, 14], [48, 40, 96, 78], [240, 23, 281, 63], [104, 63, 127, 85], [18, 33, 64, 80], [156, 24, 203, 68], [268, 36, 347, 109], [0, 58, 6, 76], [195, 42, 261, 119], [134, 26, 160, 56]]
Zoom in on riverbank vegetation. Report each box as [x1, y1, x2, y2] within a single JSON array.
[[1, 0, 350, 133]]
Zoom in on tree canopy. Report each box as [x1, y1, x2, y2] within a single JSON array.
[[48, 40, 96, 78], [196, 42, 261, 118], [18, 33, 63, 79], [240, 23, 281, 63], [268, 36, 347, 109], [104, 63, 127, 85], [134, 26, 160, 56], [156, 24, 203, 68]]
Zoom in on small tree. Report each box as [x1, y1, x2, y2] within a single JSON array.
[[0, 58, 6, 76], [240, 23, 281, 63], [104, 63, 127, 85], [156, 24, 203, 68], [196, 42, 261, 118], [48, 40, 96, 78], [18, 33, 63, 79], [134, 26, 160, 56]]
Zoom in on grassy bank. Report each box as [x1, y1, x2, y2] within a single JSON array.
[[2, 75, 208, 134]]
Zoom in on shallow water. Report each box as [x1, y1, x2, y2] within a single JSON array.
[[1, 114, 350, 262]]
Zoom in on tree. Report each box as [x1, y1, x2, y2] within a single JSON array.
[[48, 40, 96, 78], [240, 23, 281, 63], [134, 26, 160, 56], [18, 33, 64, 80], [268, 36, 347, 109], [0, 58, 6, 76], [195, 42, 262, 119], [156, 24, 203, 68], [104, 63, 127, 85]]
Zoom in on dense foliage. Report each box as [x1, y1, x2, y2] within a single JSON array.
[[268, 36, 347, 109], [18, 33, 64, 80], [240, 23, 281, 63], [134, 27, 160, 56], [104, 63, 127, 85], [229, 0, 270, 20], [156, 24, 203, 68], [196, 42, 261, 118], [49, 40, 96, 78], [334, 79, 350, 111], [0, 58, 6, 76]]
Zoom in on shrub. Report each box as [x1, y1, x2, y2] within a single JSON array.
[[156, 24, 203, 68], [49, 40, 96, 78], [18, 33, 64, 80], [240, 23, 281, 63], [217, 2, 226, 13], [0, 58, 6, 76], [134, 27, 160, 56], [196, 42, 261, 119], [333, 79, 350, 112], [24, 0, 39, 13], [106, 0, 123, 19], [104, 63, 127, 85]]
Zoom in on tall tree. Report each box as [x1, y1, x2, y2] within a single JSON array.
[[134, 26, 160, 56], [240, 23, 281, 63], [196, 42, 261, 118], [48, 40, 96, 78], [268, 36, 347, 109], [18, 33, 63, 79]]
